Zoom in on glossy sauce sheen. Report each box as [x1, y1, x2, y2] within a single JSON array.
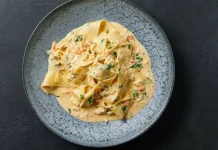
[[41, 20, 155, 122]]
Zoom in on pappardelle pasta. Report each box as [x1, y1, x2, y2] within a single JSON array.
[[41, 19, 155, 122]]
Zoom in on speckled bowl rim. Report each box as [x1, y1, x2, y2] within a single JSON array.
[[22, 0, 175, 147]]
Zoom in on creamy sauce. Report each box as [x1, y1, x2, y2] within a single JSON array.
[[41, 20, 155, 122]]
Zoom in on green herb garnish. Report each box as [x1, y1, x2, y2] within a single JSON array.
[[87, 97, 93, 104], [119, 85, 123, 88], [55, 63, 62, 66], [106, 30, 109, 34], [66, 55, 68, 60], [108, 46, 112, 49], [121, 106, 126, 113], [74, 35, 83, 42], [56, 96, 60, 97], [80, 94, 84, 100], [118, 68, 121, 72], [130, 63, 143, 68], [143, 92, 148, 99], [136, 54, 143, 61], [101, 39, 105, 43], [133, 91, 139, 99], [113, 51, 117, 57], [68, 108, 71, 113], [128, 44, 131, 49], [105, 64, 114, 71]]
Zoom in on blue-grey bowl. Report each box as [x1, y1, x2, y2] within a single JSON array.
[[22, 0, 175, 147]]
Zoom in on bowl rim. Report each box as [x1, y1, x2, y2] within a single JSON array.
[[22, 0, 175, 147]]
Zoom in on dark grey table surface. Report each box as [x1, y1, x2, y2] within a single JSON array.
[[1, 0, 218, 149]]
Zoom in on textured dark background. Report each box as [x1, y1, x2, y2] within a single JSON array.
[[0, 0, 218, 149]]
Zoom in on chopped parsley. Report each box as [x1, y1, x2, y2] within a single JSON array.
[[118, 68, 121, 72], [56, 96, 60, 97], [119, 85, 123, 88], [121, 106, 126, 113], [80, 94, 84, 100], [113, 51, 117, 57], [74, 35, 83, 42], [55, 63, 62, 67], [128, 44, 131, 49], [108, 46, 112, 49], [143, 92, 148, 99], [101, 39, 105, 43], [87, 97, 93, 104], [106, 30, 109, 34], [130, 63, 142, 68], [46, 50, 50, 55], [66, 55, 68, 60], [133, 91, 139, 99], [68, 108, 71, 113], [105, 64, 114, 71], [136, 54, 143, 61]]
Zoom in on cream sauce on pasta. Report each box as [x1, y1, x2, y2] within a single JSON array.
[[41, 20, 155, 122]]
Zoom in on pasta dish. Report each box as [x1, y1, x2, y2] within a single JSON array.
[[41, 19, 155, 122]]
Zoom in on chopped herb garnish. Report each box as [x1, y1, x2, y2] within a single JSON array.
[[143, 92, 148, 99], [118, 68, 121, 72], [136, 54, 143, 61], [136, 63, 142, 68], [130, 63, 143, 68], [106, 30, 109, 33], [56, 96, 60, 97], [128, 44, 131, 49], [55, 63, 62, 66], [105, 64, 114, 71], [66, 55, 68, 60], [119, 85, 123, 88], [121, 106, 126, 113], [80, 94, 84, 100], [46, 50, 50, 55], [87, 97, 93, 104], [74, 35, 83, 42], [133, 91, 139, 99], [106, 108, 110, 112], [101, 39, 105, 43], [69, 65, 72, 68], [68, 108, 71, 113], [108, 46, 112, 49], [113, 51, 117, 57]]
